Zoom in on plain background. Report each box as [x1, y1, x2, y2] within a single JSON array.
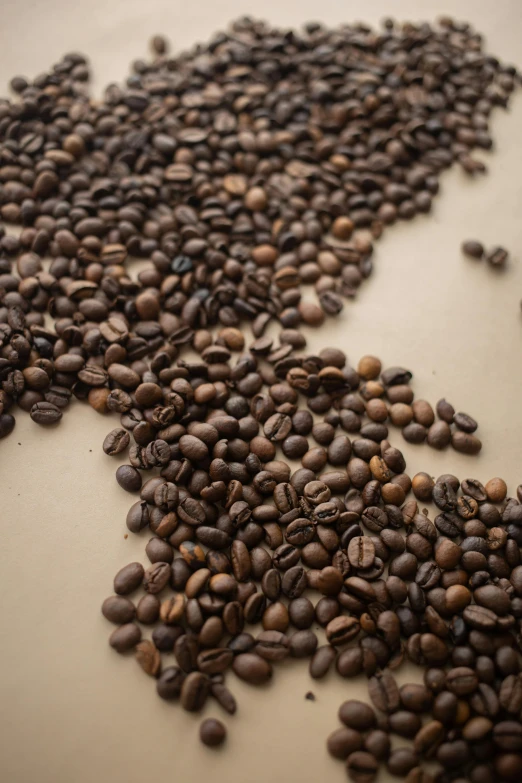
[[1, 2, 522, 782]]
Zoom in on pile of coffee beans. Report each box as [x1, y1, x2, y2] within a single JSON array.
[[97, 337, 522, 776], [0, 15, 519, 439], [462, 240, 509, 268], [1, 11, 521, 780]]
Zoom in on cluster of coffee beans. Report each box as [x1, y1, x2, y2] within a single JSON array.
[[0, 15, 519, 439], [2, 11, 522, 780], [462, 241, 509, 268], [98, 338, 522, 777]]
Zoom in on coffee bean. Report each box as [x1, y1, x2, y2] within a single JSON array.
[[289, 630, 318, 658], [452, 431, 482, 454], [210, 682, 237, 715], [113, 562, 144, 595], [103, 428, 130, 456], [144, 562, 171, 594], [0, 414, 15, 439], [462, 240, 484, 259], [346, 751, 379, 783], [387, 748, 419, 776], [348, 537, 375, 569], [310, 645, 337, 679], [156, 666, 184, 700], [137, 595, 160, 625], [327, 727, 363, 760], [180, 671, 209, 711], [232, 653, 272, 685], [400, 684, 433, 712], [102, 595, 136, 624], [454, 412, 479, 433], [486, 246, 509, 267], [30, 401, 62, 425], [200, 718, 226, 747], [389, 711, 421, 738], [109, 623, 141, 653], [337, 647, 377, 679], [135, 640, 161, 677], [368, 671, 400, 713], [326, 616, 361, 646], [255, 630, 290, 662], [116, 465, 142, 492], [339, 700, 376, 731], [197, 648, 234, 675]]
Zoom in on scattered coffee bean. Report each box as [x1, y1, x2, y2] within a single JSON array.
[[461, 240, 484, 259], [199, 718, 226, 747]]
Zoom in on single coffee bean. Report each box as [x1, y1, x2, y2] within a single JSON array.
[[135, 640, 161, 677], [339, 700, 376, 731], [310, 645, 337, 679], [137, 594, 160, 625], [102, 595, 136, 624], [346, 751, 379, 783], [389, 711, 421, 739], [109, 623, 141, 653], [452, 431, 482, 454], [232, 653, 272, 685], [30, 401, 62, 425], [210, 682, 237, 715], [156, 666, 184, 700], [368, 671, 401, 713], [289, 630, 318, 658], [255, 630, 290, 662], [103, 428, 130, 455], [116, 465, 142, 492], [113, 562, 144, 595], [462, 240, 484, 259], [387, 748, 419, 776], [326, 616, 361, 646], [180, 671, 209, 712], [200, 718, 226, 747], [327, 727, 364, 760], [486, 246, 508, 266], [0, 414, 15, 439]]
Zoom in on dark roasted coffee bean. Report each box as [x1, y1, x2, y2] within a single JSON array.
[[109, 623, 141, 653], [232, 653, 272, 685], [103, 428, 130, 456], [326, 616, 360, 646], [137, 595, 161, 626], [30, 401, 62, 425], [387, 748, 419, 776], [199, 718, 226, 747], [0, 414, 15, 439], [327, 727, 364, 760], [310, 644, 337, 679], [337, 647, 377, 679], [289, 630, 318, 658], [346, 751, 379, 783], [135, 640, 161, 677], [462, 240, 484, 259], [368, 671, 400, 713], [180, 671, 209, 712], [102, 595, 136, 624], [389, 710, 421, 738], [486, 246, 509, 267], [113, 562, 144, 595], [156, 666, 185, 700], [210, 682, 237, 715]]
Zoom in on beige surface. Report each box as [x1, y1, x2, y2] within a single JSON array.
[[1, 2, 522, 782]]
